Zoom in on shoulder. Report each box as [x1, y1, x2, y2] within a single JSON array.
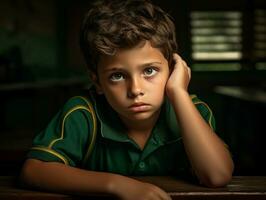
[[60, 94, 97, 120], [63, 95, 94, 113], [190, 94, 213, 116], [190, 94, 216, 131], [49, 94, 98, 137]]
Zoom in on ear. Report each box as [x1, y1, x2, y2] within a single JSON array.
[[90, 72, 103, 95]]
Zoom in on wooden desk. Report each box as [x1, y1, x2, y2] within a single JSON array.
[[0, 176, 266, 200]]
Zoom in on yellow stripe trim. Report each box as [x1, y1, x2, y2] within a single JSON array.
[[48, 105, 92, 148], [71, 96, 92, 106], [70, 96, 98, 164], [191, 97, 229, 149], [190, 94, 197, 100], [45, 95, 97, 166], [31, 146, 69, 165], [82, 99, 97, 165], [194, 101, 214, 130]]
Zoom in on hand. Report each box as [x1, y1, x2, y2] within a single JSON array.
[[166, 53, 191, 99], [113, 176, 171, 200]]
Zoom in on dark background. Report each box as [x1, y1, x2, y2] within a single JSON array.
[[0, 0, 265, 176]]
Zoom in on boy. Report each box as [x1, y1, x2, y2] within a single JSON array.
[[20, 0, 234, 199]]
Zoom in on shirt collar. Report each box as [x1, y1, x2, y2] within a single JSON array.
[[90, 90, 130, 142], [152, 97, 182, 144], [89, 89, 182, 144]]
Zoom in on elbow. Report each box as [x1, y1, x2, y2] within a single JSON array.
[[200, 165, 234, 188], [19, 159, 41, 188], [203, 172, 232, 188]]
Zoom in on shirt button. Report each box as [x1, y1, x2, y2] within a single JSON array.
[[139, 162, 146, 169], [152, 138, 158, 145], [155, 135, 160, 142]]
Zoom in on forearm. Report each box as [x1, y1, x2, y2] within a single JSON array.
[[20, 159, 123, 196], [169, 90, 234, 187], [20, 159, 171, 199]]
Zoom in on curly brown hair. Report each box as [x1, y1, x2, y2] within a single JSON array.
[[80, 0, 177, 74]]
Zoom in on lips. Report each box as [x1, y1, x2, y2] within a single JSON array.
[[128, 102, 150, 112]]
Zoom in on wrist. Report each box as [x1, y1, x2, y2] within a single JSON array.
[[105, 174, 132, 197], [167, 88, 189, 103], [106, 174, 141, 198], [105, 173, 121, 195]]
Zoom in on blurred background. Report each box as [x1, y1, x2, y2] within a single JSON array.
[[0, 0, 265, 176]]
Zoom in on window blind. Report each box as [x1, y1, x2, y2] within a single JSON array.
[[190, 11, 243, 71], [254, 9, 266, 70]]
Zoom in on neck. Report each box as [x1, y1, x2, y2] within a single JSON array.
[[120, 110, 161, 150]]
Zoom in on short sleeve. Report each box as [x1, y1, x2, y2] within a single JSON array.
[[27, 96, 96, 167], [191, 95, 216, 131]]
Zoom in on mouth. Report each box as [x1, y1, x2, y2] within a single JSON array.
[[128, 102, 151, 112]]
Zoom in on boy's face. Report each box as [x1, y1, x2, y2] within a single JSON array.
[[95, 41, 170, 124]]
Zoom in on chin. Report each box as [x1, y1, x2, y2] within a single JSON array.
[[127, 112, 157, 121]]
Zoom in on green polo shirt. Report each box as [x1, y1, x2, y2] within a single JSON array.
[[27, 90, 216, 177]]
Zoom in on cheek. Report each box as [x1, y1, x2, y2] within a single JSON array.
[[151, 74, 169, 88], [152, 74, 169, 95], [148, 79, 167, 97], [102, 85, 125, 104]]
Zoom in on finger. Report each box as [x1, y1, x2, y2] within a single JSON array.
[[159, 192, 172, 200], [154, 186, 172, 200], [160, 192, 172, 200], [172, 53, 182, 67], [173, 54, 189, 68], [181, 59, 188, 67], [179, 57, 191, 78], [173, 53, 180, 60]]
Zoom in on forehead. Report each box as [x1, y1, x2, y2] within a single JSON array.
[[97, 41, 168, 70]]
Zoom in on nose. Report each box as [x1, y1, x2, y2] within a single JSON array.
[[127, 76, 144, 98]]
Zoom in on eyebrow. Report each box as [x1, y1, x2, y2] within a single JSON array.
[[103, 62, 163, 72], [141, 62, 162, 67]]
